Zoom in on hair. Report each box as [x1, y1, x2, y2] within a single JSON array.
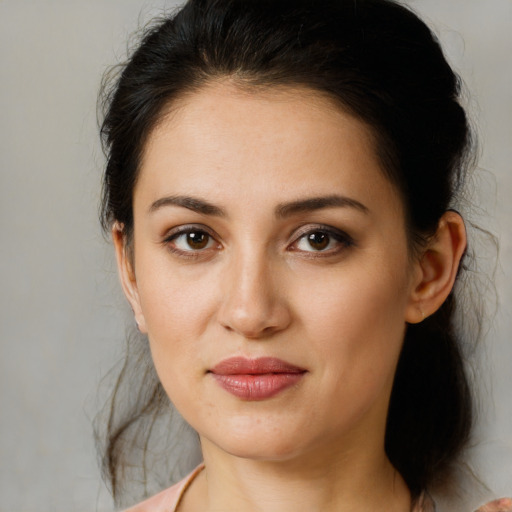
[[97, 0, 478, 506]]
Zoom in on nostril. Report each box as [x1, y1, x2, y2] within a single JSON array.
[[220, 312, 291, 340], [216, 265, 292, 338]]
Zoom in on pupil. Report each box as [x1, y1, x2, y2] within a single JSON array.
[[187, 232, 208, 249], [308, 232, 329, 250]]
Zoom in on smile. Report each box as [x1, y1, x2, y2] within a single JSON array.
[[209, 357, 307, 400]]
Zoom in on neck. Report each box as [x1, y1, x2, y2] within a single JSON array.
[[181, 436, 411, 512]]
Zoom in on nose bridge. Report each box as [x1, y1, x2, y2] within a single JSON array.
[[219, 241, 289, 338]]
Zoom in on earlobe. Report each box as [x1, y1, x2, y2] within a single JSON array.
[[405, 211, 467, 324], [112, 223, 148, 333]]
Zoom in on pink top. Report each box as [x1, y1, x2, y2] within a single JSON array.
[[123, 465, 205, 512], [124, 465, 512, 512]]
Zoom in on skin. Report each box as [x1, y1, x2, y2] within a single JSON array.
[[114, 82, 467, 512]]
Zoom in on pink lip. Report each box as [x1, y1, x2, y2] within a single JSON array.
[[209, 357, 306, 400]]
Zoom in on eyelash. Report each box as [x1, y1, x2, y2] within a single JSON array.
[[162, 224, 355, 260], [163, 224, 219, 260], [290, 224, 355, 257]]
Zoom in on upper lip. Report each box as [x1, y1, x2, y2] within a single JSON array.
[[210, 357, 306, 375]]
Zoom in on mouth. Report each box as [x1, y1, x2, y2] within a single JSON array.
[[209, 357, 307, 401]]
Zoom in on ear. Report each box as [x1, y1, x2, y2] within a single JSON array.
[[405, 211, 467, 324], [112, 223, 147, 333]]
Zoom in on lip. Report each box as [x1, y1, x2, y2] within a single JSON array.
[[209, 357, 307, 400]]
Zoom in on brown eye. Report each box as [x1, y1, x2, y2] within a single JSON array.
[[168, 229, 216, 252], [292, 226, 354, 254], [306, 232, 330, 251], [186, 231, 210, 250]]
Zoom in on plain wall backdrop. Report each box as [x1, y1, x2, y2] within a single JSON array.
[[0, 1, 510, 511]]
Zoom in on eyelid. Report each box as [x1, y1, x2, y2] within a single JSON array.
[[160, 223, 354, 258], [163, 223, 216, 240], [288, 224, 355, 253], [162, 224, 222, 257]]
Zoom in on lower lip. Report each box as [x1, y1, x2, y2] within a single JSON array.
[[211, 373, 305, 400]]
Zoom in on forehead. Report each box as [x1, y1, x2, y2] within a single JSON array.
[[136, 82, 403, 219]]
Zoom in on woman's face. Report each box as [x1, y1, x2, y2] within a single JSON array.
[[122, 83, 421, 463]]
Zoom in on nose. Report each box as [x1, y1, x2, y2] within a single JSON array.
[[217, 249, 292, 339]]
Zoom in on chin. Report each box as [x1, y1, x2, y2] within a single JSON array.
[[224, 440, 301, 462], [202, 417, 312, 462]]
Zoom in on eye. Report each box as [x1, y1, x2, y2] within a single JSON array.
[[291, 226, 354, 254], [164, 226, 219, 254], [299, 232, 331, 251], [174, 231, 214, 251]]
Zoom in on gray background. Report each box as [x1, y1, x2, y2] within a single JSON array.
[[0, 1, 510, 511]]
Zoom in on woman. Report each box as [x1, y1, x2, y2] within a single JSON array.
[[97, 0, 511, 510]]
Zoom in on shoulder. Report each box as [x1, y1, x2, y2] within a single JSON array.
[[122, 464, 205, 512], [122, 485, 181, 512], [474, 498, 512, 512], [414, 493, 512, 512]]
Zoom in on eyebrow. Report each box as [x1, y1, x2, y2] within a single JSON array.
[[275, 195, 369, 218], [149, 195, 226, 216], [148, 193, 369, 218]]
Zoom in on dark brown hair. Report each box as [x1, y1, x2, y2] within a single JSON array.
[[98, 0, 477, 505]]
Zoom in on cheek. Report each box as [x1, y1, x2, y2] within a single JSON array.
[[135, 256, 221, 379], [137, 268, 218, 418], [296, 255, 410, 388], [137, 249, 218, 326]]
